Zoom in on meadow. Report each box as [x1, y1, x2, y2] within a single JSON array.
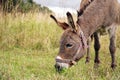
[[0, 12, 120, 80]]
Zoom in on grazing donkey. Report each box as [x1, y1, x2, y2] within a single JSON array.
[[50, 0, 120, 72]]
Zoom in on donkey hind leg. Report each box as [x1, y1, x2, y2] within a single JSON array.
[[94, 32, 100, 64], [108, 26, 117, 69], [85, 38, 91, 63]]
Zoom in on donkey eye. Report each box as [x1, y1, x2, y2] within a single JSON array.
[[66, 43, 73, 48]]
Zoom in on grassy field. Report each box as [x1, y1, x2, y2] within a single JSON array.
[[0, 12, 120, 80]]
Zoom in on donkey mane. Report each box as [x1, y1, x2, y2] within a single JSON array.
[[78, 0, 94, 16]]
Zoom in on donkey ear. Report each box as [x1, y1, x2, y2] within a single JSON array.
[[77, 10, 80, 14], [50, 15, 69, 30], [66, 12, 77, 32], [77, 10, 79, 17]]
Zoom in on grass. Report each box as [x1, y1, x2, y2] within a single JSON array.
[[0, 12, 120, 80]]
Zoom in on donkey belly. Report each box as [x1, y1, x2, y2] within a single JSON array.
[[96, 23, 118, 35]]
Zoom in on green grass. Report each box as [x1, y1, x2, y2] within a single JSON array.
[[0, 12, 120, 80]]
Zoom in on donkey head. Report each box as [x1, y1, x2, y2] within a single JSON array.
[[50, 12, 87, 72]]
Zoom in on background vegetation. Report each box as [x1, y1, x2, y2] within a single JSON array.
[[0, 0, 120, 80], [0, 0, 51, 13]]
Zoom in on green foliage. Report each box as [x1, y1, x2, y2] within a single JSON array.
[[19, 1, 34, 12], [28, 0, 33, 3]]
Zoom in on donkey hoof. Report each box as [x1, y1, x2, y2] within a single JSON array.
[[85, 60, 90, 64], [111, 64, 117, 69], [85, 57, 90, 63], [94, 59, 100, 64]]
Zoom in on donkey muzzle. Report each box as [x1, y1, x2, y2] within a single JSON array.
[[55, 62, 69, 72]]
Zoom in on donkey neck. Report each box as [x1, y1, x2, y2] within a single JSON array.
[[77, 21, 95, 39], [77, 0, 110, 39], [77, 15, 101, 39]]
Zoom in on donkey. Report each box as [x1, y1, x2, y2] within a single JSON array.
[[50, 0, 120, 72]]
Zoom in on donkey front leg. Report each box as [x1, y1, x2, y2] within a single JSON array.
[[94, 32, 100, 64], [85, 39, 91, 63], [108, 26, 117, 69]]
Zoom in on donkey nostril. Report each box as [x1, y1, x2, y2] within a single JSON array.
[[55, 64, 62, 72], [55, 64, 58, 69]]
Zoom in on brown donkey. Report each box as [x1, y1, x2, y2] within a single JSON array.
[[50, 0, 120, 72]]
